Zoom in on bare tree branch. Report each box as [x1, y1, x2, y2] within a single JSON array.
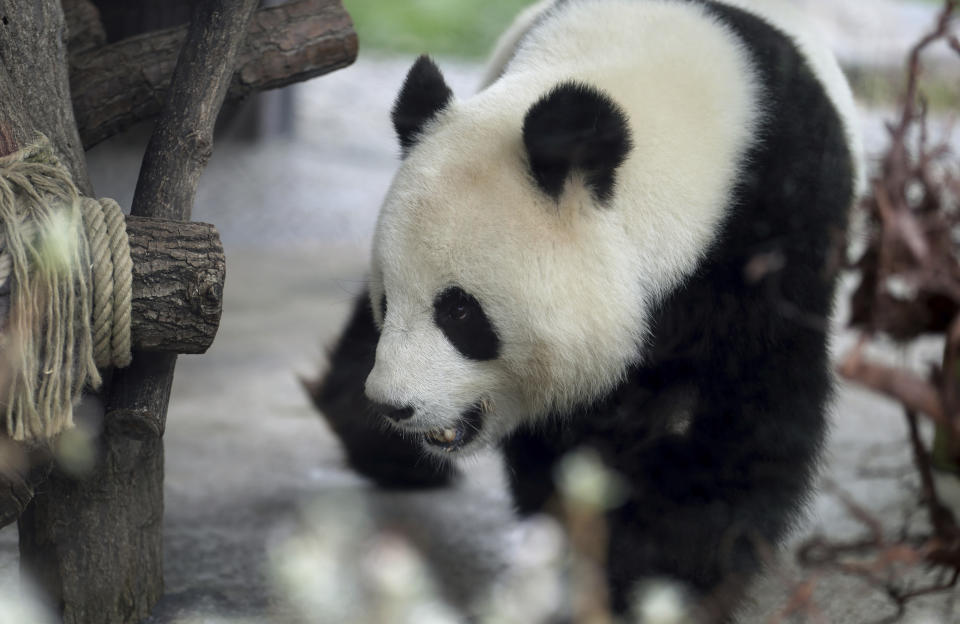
[[800, 3, 960, 618], [837, 342, 948, 428]]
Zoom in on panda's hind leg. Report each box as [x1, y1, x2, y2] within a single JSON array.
[[305, 292, 458, 488]]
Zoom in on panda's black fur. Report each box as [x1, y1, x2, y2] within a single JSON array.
[[309, 0, 854, 619]]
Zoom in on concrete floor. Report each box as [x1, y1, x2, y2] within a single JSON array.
[[2, 5, 960, 619]]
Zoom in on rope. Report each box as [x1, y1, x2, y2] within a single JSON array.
[[0, 135, 133, 443], [81, 198, 132, 369]]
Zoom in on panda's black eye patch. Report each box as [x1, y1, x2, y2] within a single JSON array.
[[433, 287, 500, 361]]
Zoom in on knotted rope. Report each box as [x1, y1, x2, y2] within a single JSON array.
[[0, 136, 132, 443]]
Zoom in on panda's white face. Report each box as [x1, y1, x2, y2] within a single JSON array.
[[363, 0, 765, 455], [363, 75, 650, 456]]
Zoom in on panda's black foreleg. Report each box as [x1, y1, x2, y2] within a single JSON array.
[[603, 338, 829, 620], [306, 292, 459, 488]]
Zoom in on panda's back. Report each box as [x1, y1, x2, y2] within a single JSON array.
[[485, 0, 858, 403], [485, 0, 862, 188], [485, 0, 858, 295]]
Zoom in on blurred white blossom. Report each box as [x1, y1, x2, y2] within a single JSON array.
[[269, 494, 458, 624], [631, 580, 696, 624], [556, 448, 628, 512], [0, 579, 55, 624], [482, 515, 568, 624]]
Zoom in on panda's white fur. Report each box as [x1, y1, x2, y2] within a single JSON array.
[[483, 0, 865, 190], [365, 0, 851, 451]]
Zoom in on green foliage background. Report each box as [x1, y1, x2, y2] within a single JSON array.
[[342, 0, 956, 108], [343, 0, 948, 60], [343, 0, 531, 58]]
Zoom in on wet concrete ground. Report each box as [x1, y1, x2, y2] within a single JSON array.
[[2, 3, 960, 619]]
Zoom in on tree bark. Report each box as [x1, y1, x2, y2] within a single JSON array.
[[0, 0, 91, 194], [54, 3, 256, 620], [0, 442, 50, 530], [126, 216, 225, 355], [130, 0, 261, 221], [61, 0, 106, 56], [70, 0, 357, 149]]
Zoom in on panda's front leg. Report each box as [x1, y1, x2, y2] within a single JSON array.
[[602, 349, 829, 621], [306, 292, 459, 488]]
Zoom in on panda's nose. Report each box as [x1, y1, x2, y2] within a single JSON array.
[[372, 401, 415, 422]]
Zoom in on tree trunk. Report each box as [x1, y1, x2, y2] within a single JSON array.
[[0, 1, 91, 194]]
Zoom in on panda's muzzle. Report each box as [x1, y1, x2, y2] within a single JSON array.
[[424, 403, 485, 452]]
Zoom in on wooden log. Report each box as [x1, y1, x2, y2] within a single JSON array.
[[130, 0, 260, 221], [0, 0, 92, 538], [0, 1, 166, 619], [126, 216, 225, 354], [70, 0, 357, 149], [61, 0, 107, 56], [18, 423, 166, 624], [0, 216, 224, 356]]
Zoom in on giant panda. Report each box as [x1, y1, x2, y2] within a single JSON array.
[[309, 0, 862, 619]]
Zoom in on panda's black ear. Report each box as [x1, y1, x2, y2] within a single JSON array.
[[392, 55, 454, 156], [522, 82, 632, 204]]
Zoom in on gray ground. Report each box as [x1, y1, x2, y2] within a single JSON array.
[[2, 2, 960, 621]]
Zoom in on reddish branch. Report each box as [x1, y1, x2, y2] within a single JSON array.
[[843, 0, 960, 438], [799, 2, 960, 618], [69, 0, 357, 149], [838, 339, 947, 428]]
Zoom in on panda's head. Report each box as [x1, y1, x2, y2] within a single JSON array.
[[364, 56, 646, 456]]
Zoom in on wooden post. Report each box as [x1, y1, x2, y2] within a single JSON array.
[[12, 215, 225, 623], [5, 1, 252, 621], [27, 1, 257, 622], [0, 216, 224, 530], [1, 0, 356, 620]]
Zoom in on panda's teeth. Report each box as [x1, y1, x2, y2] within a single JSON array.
[[426, 428, 459, 446]]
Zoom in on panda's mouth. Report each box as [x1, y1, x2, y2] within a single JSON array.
[[424, 404, 484, 452]]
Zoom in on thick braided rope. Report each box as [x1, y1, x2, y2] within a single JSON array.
[[102, 198, 132, 368], [0, 136, 132, 443], [79, 198, 132, 369], [81, 198, 112, 368]]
